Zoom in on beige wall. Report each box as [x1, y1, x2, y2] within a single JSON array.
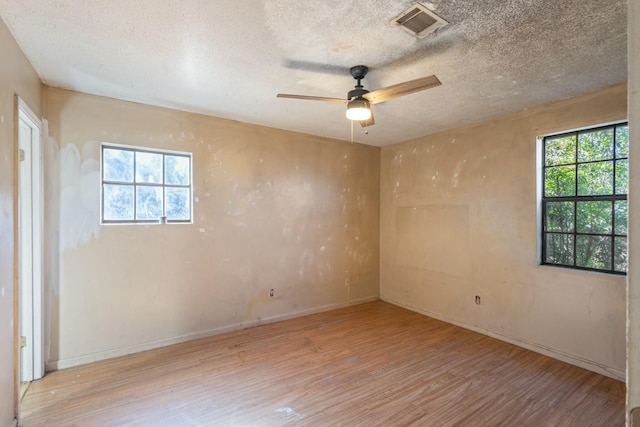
[[628, 0, 639, 422], [43, 87, 380, 369], [0, 17, 43, 427], [380, 84, 628, 379]]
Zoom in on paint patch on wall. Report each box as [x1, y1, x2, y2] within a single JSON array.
[[395, 204, 470, 276], [59, 141, 101, 249]]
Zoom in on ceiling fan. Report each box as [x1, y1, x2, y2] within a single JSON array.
[[277, 65, 441, 127]]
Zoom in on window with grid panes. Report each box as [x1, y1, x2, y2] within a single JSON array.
[[101, 144, 192, 224], [541, 122, 628, 274]]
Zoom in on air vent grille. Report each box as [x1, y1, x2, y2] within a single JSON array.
[[391, 3, 448, 38]]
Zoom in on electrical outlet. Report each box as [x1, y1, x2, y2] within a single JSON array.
[[345, 277, 351, 287], [269, 288, 274, 297], [475, 295, 481, 305]]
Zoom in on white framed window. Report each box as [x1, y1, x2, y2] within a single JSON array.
[[101, 143, 192, 224]]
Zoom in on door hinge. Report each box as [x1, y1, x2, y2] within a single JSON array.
[[20, 336, 27, 348], [19, 149, 25, 162]]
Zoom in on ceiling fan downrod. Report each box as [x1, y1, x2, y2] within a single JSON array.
[[348, 65, 370, 100]]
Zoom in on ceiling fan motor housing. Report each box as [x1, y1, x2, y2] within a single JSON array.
[[348, 87, 369, 100]]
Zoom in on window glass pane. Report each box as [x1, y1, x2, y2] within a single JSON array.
[[615, 159, 628, 195], [103, 148, 134, 182], [545, 202, 574, 232], [614, 237, 628, 272], [135, 152, 163, 184], [576, 201, 612, 234], [544, 233, 574, 266], [545, 135, 575, 166], [577, 161, 613, 195], [166, 188, 190, 220], [544, 165, 576, 197], [614, 201, 627, 235], [103, 184, 134, 220], [136, 186, 163, 220], [616, 125, 629, 158], [577, 128, 614, 162], [165, 155, 190, 185], [576, 235, 612, 270]]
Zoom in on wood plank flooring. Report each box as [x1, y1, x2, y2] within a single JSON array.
[[20, 301, 624, 426]]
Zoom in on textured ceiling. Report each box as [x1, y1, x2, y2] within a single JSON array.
[[0, 0, 627, 146]]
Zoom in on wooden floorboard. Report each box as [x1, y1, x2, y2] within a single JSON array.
[[19, 301, 625, 426]]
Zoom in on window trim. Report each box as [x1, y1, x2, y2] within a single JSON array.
[[100, 143, 193, 225], [538, 121, 628, 275]]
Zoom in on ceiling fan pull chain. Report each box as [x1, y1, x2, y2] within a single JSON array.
[[351, 119, 354, 143]]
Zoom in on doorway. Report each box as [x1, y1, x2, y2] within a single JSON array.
[[17, 97, 44, 393]]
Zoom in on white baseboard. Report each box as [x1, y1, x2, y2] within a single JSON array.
[[46, 295, 379, 371], [381, 297, 625, 381]]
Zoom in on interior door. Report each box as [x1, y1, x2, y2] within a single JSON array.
[[18, 98, 43, 383]]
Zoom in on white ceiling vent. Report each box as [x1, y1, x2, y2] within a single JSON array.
[[391, 3, 448, 38]]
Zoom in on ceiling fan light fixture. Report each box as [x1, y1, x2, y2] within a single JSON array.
[[346, 97, 371, 121]]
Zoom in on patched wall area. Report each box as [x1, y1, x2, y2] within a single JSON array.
[[43, 87, 380, 369], [380, 84, 627, 379]]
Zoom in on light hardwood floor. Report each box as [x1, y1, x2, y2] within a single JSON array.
[[20, 301, 624, 426]]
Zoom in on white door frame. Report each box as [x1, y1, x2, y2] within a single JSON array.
[[17, 97, 44, 382]]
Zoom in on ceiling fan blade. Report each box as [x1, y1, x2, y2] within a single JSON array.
[[359, 110, 375, 128], [365, 75, 441, 105], [277, 94, 347, 103]]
